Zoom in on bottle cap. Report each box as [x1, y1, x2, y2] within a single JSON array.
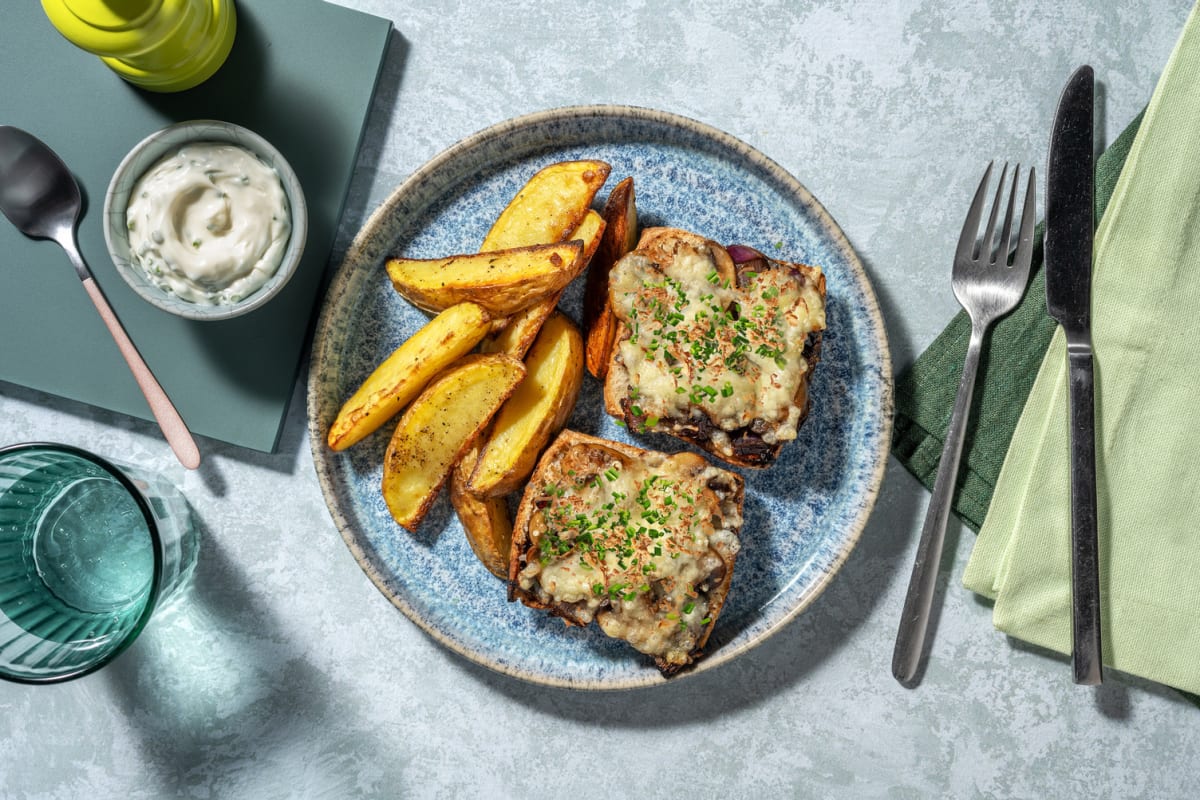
[[41, 0, 236, 93]]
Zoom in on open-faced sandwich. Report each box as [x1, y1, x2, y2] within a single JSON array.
[[600, 227, 826, 468], [509, 429, 744, 675]]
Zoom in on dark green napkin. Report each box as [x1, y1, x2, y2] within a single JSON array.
[[891, 109, 1145, 531]]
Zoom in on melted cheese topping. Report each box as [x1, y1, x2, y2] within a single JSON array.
[[609, 240, 824, 444], [517, 450, 741, 667]]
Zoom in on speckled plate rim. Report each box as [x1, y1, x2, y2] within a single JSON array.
[[307, 105, 894, 690]]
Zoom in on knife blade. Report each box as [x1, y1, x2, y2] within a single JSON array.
[[1045, 64, 1103, 686]]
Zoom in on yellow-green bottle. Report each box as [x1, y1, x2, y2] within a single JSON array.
[[41, 0, 237, 93]]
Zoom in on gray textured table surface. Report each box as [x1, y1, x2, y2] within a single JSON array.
[[3, 1, 1198, 797]]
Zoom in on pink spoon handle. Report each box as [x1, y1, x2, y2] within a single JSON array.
[[81, 276, 202, 469]]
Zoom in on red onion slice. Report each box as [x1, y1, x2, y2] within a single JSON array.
[[726, 244, 764, 264]]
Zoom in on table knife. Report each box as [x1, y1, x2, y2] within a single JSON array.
[[1045, 64, 1103, 686]]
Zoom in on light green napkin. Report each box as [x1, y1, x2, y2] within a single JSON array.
[[963, 3, 1200, 695]]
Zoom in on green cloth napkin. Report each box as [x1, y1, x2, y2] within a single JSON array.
[[891, 114, 1142, 531], [962, 4, 1200, 696]]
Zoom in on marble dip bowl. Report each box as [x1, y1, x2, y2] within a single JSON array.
[[103, 120, 307, 321]]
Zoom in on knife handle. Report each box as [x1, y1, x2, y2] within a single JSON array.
[[1066, 347, 1103, 685]]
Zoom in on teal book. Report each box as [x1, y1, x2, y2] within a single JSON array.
[[0, 0, 393, 452]]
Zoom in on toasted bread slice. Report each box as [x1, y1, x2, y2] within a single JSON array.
[[602, 228, 826, 468], [509, 429, 744, 675]]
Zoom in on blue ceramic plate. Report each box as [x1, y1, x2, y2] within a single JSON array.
[[308, 106, 893, 689]]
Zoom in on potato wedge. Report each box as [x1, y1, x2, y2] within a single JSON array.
[[481, 160, 611, 251], [386, 241, 583, 318], [480, 209, 607, 358], [479, 293, 559, 358], [327, 302, 492, 451], [584, 177, 638, 378], [450, 449, 513, 580], [468, 312, 585, 498], [382, 354, 526, 531], [573, 208, 607, 253]]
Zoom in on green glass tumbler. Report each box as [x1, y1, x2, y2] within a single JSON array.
[[0, 443, 198, 683]]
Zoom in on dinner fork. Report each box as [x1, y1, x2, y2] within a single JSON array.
[[893, 162, 1036, 686]]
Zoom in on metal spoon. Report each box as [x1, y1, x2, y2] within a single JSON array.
[[0, 126, 200, 469]]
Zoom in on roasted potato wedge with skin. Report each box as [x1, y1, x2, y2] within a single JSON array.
[[480, 209, 607, 358], [327, 302, 492, 451], [382, 354, 526, 532], [481, 160, 611, 251], [468, 312, 585, 498], [386, 241, 584, 318], [450, 450, 513, 580], [479, 293, 560, 358], [567, 208, 607, 264], [584, 177, 639, 378]]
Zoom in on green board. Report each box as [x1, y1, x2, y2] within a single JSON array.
[[0, 0, 392, 452]]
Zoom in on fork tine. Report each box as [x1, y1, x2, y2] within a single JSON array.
[[996, 164, 1020, 265], [1012, 167, 1037, 271], [979, 163, 1008, 262], [955, 162, 994, 261]]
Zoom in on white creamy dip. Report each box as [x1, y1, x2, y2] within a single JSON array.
[[125, 142, 291, 305]]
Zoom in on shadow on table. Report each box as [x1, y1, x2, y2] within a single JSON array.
[[103, 521, 402, 793], [999, 634, 1200, 718], [857, 244, 915, 375], [461, 458, 922, 725]]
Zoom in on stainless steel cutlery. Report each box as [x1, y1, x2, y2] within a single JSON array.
[[893, 162, 1037, 686]]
